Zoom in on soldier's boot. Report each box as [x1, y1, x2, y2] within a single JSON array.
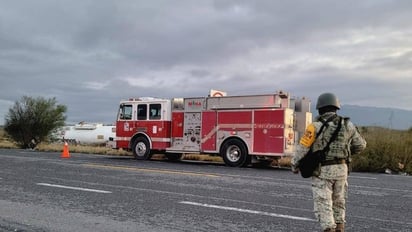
[[335, 223, 344, 232], [323, 228, 335, 232]]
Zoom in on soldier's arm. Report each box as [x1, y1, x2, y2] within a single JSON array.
[[348, 122, 367, 155], [291, 144, 310, 172], [291, 123, 316, 172]]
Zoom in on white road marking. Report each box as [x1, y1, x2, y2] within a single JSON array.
[[349, 175, 377, 180], [83, 163, 220, 178], [352, 184, 412, 193], [179, 201, 315, 222], [37, 183, 112, 194]]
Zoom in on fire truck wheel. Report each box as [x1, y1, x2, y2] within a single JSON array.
[[132, 137, 152, 160], [221, 139, 250, 167], [165, 153, 183, 161]]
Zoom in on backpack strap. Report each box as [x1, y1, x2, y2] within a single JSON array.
[[315, 114, 337, 141], [307, 115, 337, 153]]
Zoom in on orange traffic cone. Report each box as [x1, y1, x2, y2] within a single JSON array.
[[61, 142, 70, 158]]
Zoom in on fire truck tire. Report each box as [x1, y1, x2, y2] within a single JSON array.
[[221, 139, 250, 167], [132, 137, 152, 160], [165, 153, 183, 161]]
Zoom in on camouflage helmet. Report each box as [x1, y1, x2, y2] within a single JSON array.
[[316, 92, 341, 110]]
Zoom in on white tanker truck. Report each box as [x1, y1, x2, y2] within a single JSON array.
[[54, 122, 115, 145]]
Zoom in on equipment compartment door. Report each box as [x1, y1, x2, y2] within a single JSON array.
[[253, 110, 285, 154], [181, 112, 202, 151]]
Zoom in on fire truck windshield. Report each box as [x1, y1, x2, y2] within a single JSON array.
[[119, 104, 132, 120]]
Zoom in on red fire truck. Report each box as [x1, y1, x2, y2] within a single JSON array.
[[109, 90, 312, 167]]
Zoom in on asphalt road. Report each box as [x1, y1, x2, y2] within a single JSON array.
[[0, 149, 411, 232]]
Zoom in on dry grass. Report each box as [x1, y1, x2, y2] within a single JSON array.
[[184, 154, 223, 163], [353, 126, 412, 174], [35, 143, 224, 161], [0, 140, 17, 149], [36, 143, 132, 156], [0, 128, 17, 149], [277, 157, 292, 167]]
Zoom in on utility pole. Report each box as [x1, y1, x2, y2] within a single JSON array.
[[388, 111, 393, 129]]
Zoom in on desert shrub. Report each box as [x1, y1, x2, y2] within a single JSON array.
[[352, 127, 412, 174], [4, 96, 66, 148]]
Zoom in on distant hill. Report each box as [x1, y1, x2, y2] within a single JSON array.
[[310, 104, 412, 130]]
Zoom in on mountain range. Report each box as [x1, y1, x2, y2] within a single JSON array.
[[311, 104, 412, 130]]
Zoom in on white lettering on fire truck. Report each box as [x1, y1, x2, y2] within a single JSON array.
[[254, 124, 284, 129], [124, 122, 129, 131]]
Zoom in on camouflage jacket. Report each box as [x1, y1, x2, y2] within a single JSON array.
[[292, 112, 367, 179]]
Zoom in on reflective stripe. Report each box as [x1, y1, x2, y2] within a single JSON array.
[[115, 137, 170, 142], [116, 137, 130, 141], [152, 137, 171, 142]]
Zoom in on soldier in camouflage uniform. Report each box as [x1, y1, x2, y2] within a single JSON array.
[[291, 93, 366, 232]]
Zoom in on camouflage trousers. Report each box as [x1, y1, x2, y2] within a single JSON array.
[[312, 176, 348, 230]]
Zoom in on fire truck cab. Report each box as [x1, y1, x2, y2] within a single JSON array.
[[111, 91, 311, 167]]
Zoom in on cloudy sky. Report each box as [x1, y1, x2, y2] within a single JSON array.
[[1, 0, 411, 124]]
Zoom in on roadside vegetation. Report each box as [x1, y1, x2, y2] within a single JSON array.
[[0, 127, 16, 149], [4, 96, 66, 149], [0, 126, 411, 175], [351, 126, 412, 175]]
